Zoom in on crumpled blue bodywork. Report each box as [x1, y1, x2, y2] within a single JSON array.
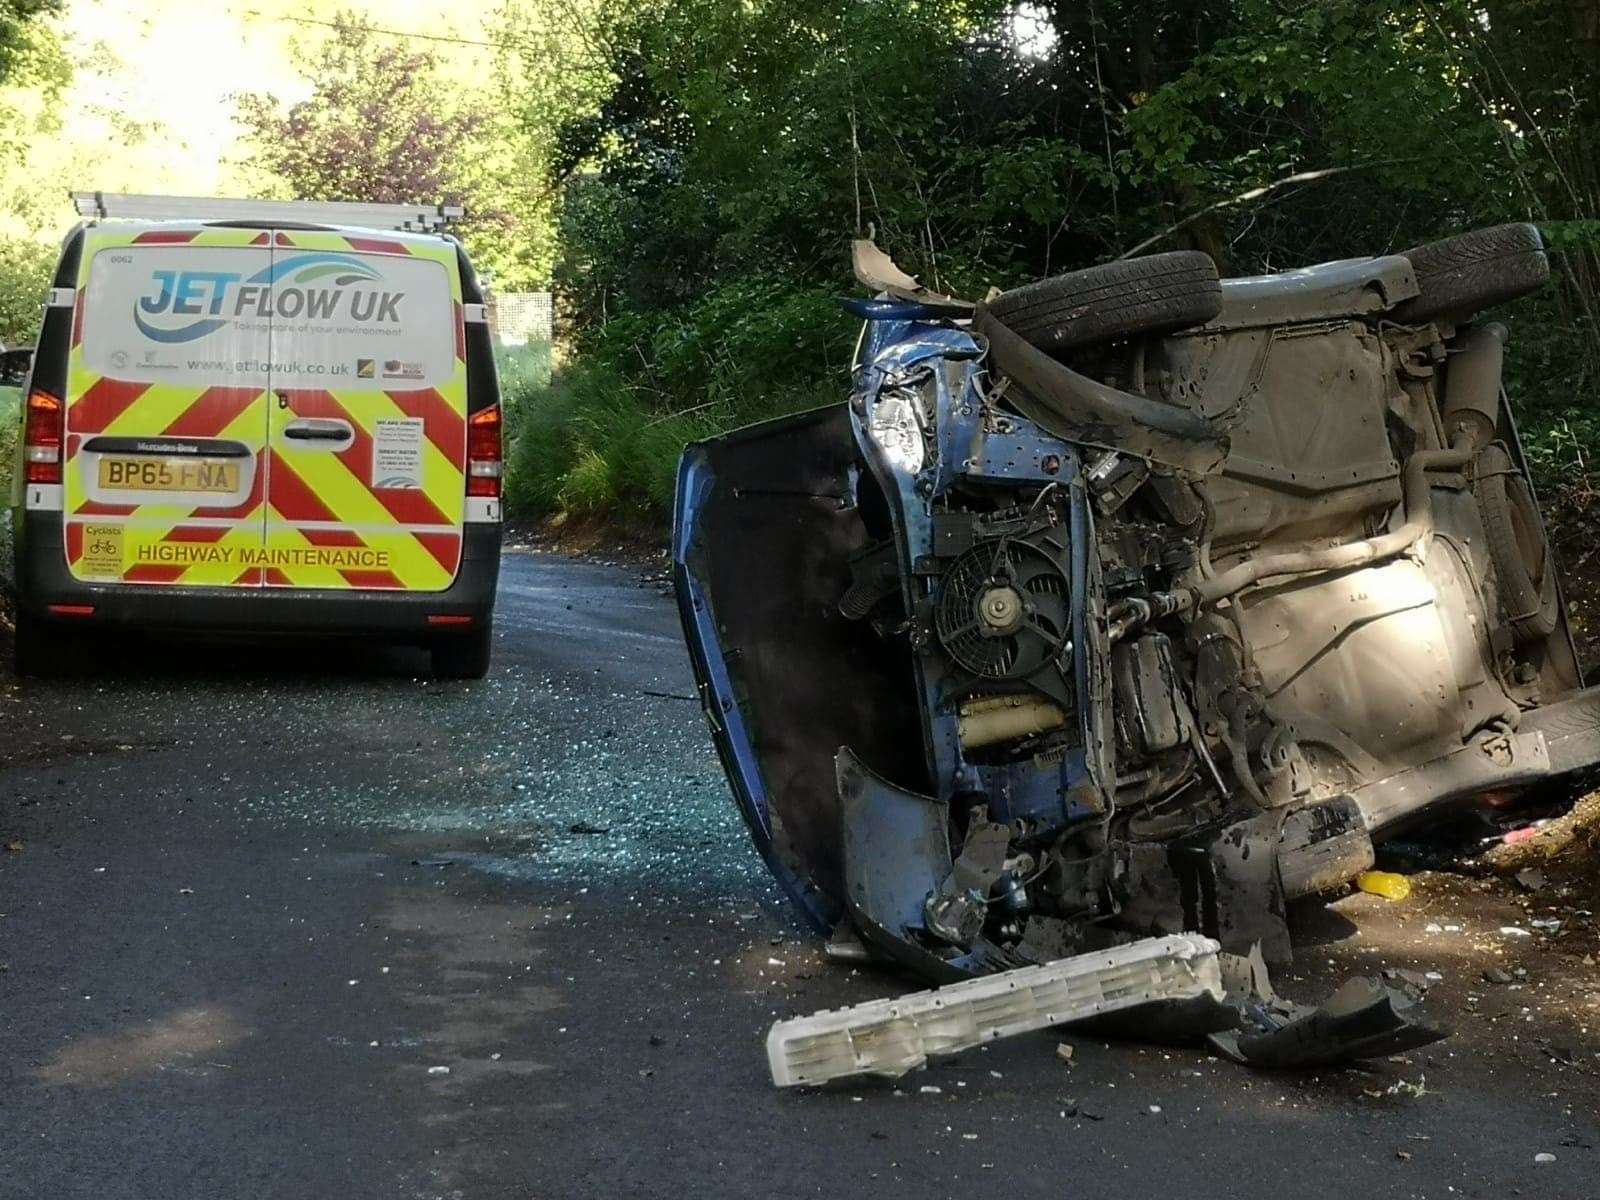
[[674, 313, 1103, 931], [849, 317, 1103, 831]]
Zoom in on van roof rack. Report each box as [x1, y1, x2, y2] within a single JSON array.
[[71, 192, 464, 232]]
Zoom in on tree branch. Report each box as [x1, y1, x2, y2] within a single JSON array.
[[1117, 159, 1424, 260]]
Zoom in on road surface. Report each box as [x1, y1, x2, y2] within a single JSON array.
[[2, 548, 1597, 1199]]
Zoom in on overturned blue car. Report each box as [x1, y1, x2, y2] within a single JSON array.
[[674, 227, 1600, 983]]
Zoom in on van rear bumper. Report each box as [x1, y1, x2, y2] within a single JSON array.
[[14, 517, 501, 640]]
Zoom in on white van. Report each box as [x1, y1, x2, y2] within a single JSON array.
[[9, 194, 504, 677]]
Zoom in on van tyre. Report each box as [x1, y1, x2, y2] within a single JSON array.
[[11, 610, 64, 678], [1475, 445, 1560, 644], [1394, 223, 1550, 323], [984, 252, 1223, 354], [431, 623, 493, 680]]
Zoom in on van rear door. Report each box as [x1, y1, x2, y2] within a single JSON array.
[[66, 225, 273, 586], [261, 230, 467, 592]]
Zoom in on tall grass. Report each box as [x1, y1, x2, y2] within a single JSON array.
[[494, 339, 552, 438], [503, 361, 834, 524]]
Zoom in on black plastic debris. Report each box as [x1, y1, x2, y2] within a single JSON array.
[[1208, 975, 1449, 1069]]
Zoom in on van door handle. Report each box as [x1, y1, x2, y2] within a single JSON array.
[[282, 418, 354, 450]]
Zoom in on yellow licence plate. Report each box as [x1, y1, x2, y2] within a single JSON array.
[[98, 457, 240, 494]]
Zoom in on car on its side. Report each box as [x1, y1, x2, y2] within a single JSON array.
[[676, 224, 1600, 980], [8, 195, 503, 678]]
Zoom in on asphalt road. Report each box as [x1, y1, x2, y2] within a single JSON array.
[[2, 548, 1598, 1200]]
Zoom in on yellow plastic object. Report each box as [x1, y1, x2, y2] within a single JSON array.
[[1356, 870, 1412, 901]]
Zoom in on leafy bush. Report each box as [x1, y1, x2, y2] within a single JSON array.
[[502, 276, 851, 525], [0, 235, 54, 346], [0, 385, 19, 579], [502, 362, 718, 522]]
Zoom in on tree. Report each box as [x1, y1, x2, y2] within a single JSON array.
[[493, 0, 1600, 523], [236, 12, 543, 289], [0, 0, 59, 88], [0, 233, 54, 344], [0, 0, 66, 167]]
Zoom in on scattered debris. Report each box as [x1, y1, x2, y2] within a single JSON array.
[[1484, 792, 1600, 880], [1210, 978, 1446, 1070], [1515, 868, 1548, 892], [1539, 1042, 1578, 1066], [1383, 967, 1432, 992], [1534, 1152, 1557, 1165], [765, 932, 1448, 1086], [1365, 1076, 1432, 1101], [1357, 871, 1412, 901], [766, 934, 1223, 1086], [1483, 967, 1513, 984], [426, 1065, 450, 1076], [1499, 926, 1532, 938]]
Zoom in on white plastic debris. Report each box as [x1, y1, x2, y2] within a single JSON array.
[[765, 933, 1223, 1087]]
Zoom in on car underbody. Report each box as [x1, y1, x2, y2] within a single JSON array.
[[675, 225, 1600, 986]]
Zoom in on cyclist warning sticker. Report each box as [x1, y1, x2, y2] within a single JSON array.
[[82, 522, 125, 578], [372, 417, 425, 490]]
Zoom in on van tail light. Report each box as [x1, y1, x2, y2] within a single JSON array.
[[23, 389, 64, 484], [466, 404, 502, 498]]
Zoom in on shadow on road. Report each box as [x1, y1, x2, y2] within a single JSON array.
[[0, 624, 437, 684]]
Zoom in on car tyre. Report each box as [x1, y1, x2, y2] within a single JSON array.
[[1394, 223, 1550, 323], [1475, 445, 1560, 644], [431, 622, 493, 680], [984, 252, 1223, 354]]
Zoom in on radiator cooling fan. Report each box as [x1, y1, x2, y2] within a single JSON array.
[[933, 536, 1073, 701]]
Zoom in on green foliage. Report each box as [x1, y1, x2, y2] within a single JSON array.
[[236, 12, 547, 289], [503, 362, 693, 521], [494, 338, 554, 439], [500, 0, 1600, 533], [0, 1, 59, 89], [0, 385, 18, 567], [504, 279, 846, 522], [0, 233, 52, 345], [0, 0, 66, 172]]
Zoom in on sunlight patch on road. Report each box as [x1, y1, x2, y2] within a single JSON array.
[[36, 1005, 246, 1087]]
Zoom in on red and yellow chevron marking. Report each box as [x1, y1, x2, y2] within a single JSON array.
[[63, 371, 271, 588], [264, 384, 464, 591], [61, 224, 468, 592]]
